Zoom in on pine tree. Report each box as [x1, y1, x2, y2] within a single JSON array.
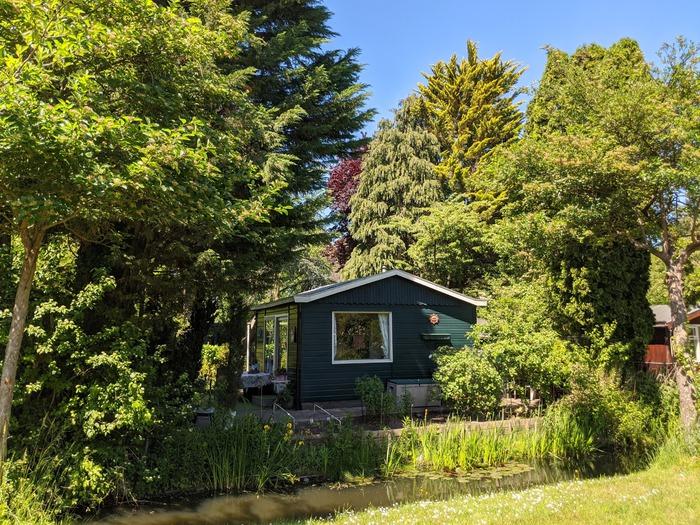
[[418, 40, 524, 193], [343, 103, 443, 279]]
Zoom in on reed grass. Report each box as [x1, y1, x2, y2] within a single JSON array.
[[0, 440, 71, 525], [383, 413, 596, 475]]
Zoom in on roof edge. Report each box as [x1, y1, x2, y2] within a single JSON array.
[[250, 296, 295, 311], [293, 269, 487, 307]]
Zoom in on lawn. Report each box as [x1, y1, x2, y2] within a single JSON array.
[[290, 456, 700, 525]]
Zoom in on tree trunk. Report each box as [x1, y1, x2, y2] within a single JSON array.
[[0, 225, 44, 462], [666, 258, 697, 430]]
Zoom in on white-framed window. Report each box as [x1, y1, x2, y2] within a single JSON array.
[[332, 311, 392, 364]]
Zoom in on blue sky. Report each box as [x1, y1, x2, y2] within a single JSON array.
[[325, 0, 700, 132]]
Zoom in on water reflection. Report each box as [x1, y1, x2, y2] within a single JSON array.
[[100, 457, 628, 524]]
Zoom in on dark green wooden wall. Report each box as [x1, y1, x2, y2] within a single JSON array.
[[299, 276, 476, 402]]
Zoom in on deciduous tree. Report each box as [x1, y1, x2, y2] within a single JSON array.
[[326, 154, 363, 269], [0, 0, 289, 459], [486, 38, 700, 428]]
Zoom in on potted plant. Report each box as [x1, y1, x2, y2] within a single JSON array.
[[275, 386, 294, 409]]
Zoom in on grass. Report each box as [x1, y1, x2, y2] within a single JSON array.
[[383, 412, 595, 476], [0, 454, 68, 525], [287, 431, 700, 525]]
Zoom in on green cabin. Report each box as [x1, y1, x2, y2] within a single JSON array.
[[249, 270, 486, 409]]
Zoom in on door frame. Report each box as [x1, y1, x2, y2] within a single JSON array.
[[263, 313, 289, 373]]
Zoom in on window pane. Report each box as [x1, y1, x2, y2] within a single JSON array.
[[277, 318, 288, 373], [264, 318, 275, 373], [334, 313, 390, 361]]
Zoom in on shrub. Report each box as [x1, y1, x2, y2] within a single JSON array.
[[553, 364, 673, 454], [355, 375, 396, 420], [433, 347, 502, 416]]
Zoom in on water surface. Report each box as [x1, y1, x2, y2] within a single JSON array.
[[100, 457, 629, 524]]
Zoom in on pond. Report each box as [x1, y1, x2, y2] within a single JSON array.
[[99, 456, 632, 524]]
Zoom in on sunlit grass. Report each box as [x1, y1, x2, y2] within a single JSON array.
[[290, 455, 700, 525]]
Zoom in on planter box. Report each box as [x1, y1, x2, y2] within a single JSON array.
[[387, 379, 441, 408]]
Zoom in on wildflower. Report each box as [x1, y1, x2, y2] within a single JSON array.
[[263, 424, 271, 432]]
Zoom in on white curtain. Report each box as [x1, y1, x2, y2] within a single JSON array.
[[378, 313, 390, 359]]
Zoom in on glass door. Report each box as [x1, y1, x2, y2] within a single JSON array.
[[264, 315, 289, 375], [275, 316, 289, 375]]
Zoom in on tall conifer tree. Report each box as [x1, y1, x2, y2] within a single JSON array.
[[418, 41, 524, 193], [524, 40, 654, 358], [343, 103, 443, 278]]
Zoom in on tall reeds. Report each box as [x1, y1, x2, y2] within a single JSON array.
[[383, 414, 596, 475]]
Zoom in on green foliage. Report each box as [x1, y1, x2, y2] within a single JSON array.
[[417, 40, 524, 192], [474, 278, 576, 403], [384, 417, 596, 475], [343, 103, 443, 278], [200, 344, 230, 394], [138, 415, 299, 495], [552, 365, 678, 454], [225, 0, 374, 294], [478, 39, 660, 368], [0, 461, 65, 525], [432, 347, 502, 416], [296, 423, 383, 481], [229, 0, 374, 195], [408, 201, 496, 293], [354, 376, 396, 421], [0, 0, 372, 513], [133, 415, 382, 496], [0, 0, 284, 239]]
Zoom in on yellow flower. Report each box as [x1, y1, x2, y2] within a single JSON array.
[[263, 424, 271, 432], [297, 440, 304, 446], [287, 422, 293, 429]]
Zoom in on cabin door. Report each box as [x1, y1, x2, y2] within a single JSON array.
[[264, 314, 289, 375]]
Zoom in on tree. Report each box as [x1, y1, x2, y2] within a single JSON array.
[[228, 0, 374, 228], [418, 40, 524, 192], [326, 154, 363, 269], [481, 40, 655, 362], [486, 38, 700, 428], [473, 277, 576, 404], [343, 104, 443, 278], [0, 0, 290, 459], [408, 200, 495, 293]]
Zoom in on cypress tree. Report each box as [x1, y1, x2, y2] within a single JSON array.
[[343, 102, 443, 278], [418, 40, 524, 193]]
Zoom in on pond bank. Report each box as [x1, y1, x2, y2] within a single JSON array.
[[97, 455, 632, 524], [286, 456, 699, 525]]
